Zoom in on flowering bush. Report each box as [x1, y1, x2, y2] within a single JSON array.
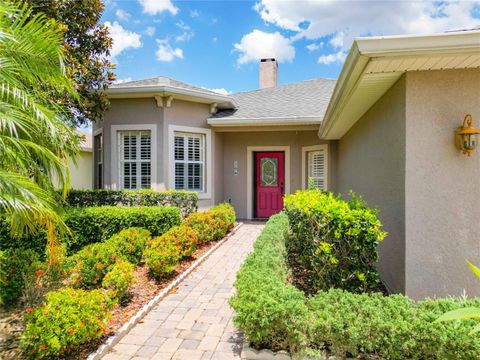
[[20, 287, 115, 358], [68, 242, 121, 289], [209, 203, 236, 240], [0, 249, 40, 305], [184, 212, 217, 245], [163, 225, 198, 258], [105, 228, 151, 265], [102, 259, 136, 301], [185, 203, 236, 244], [144, 237, 181, 280]]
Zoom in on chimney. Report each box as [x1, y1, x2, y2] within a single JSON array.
[[259, 58, 277, 89]]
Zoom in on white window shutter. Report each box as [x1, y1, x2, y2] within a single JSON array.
[[119, 131, 151, 190], [308, 150, 326, 190]]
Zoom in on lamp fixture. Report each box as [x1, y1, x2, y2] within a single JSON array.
[[456, 114, 479, 157]]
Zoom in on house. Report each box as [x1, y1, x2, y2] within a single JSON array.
[[53, 130, 93, 190], [94, 29, 480, 299], [71, 130, 93, 189]]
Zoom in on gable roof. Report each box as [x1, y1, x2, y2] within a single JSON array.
[[106, 76, 235, 109], [320, 29, 480, 139], [208, 78, 336, 127]]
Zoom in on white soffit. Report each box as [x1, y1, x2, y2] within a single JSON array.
[[320, 30, 480, 140]]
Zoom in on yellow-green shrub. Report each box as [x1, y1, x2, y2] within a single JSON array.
[[20, 287, 115, 358], [102, 259, 136, 300], [284, 190, 385, 294]]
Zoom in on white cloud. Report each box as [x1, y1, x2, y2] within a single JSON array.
[[330, 32, 344, 49], [105, 21, 142, 59], [175, 21, 194, 42], [114, 77, 132, 84], [155, 39, 184, 62], [190, 10, 199, 18], [203, 88, 232, 95], [306, 42, 323, 52], [139, 0, 178, 15], [115, 9, 132, 21], [234, 29, 295, 64], [145, 26, 156, 36], [318, 51, 347, 65], [255, 1, 480, 47], [115, 9, 131, 21]]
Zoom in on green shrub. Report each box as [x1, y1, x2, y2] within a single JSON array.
[[102, 259, 136, 301], [231, 210, 480, 359], [0, 249, 41, 305], [308, 289, 480, 359], [184, 212, 217, 245], [64, 189, 198, 217], [144, 236, 181, 280], [64, 206, 181, 253], [20, 287, 115, 358], [284, 190, 386, 294], [105, 228, 151, 265], [230, 213, 309, 352], [68, 242, 122, 288], [164, 225, 199, 258], [0, 216, 48, 260], [185, 203, 236, 244]]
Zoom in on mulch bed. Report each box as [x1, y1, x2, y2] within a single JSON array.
[[0, 236, 224, 360]]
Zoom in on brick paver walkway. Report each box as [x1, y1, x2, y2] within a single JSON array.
[[103, 223, 263, 360]]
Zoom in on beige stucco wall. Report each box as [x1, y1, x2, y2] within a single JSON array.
[[96, 98, 219, 209], [335, 76, 406, 294], [405, 68, 480, 299], [222, 130, 332, 219], [70, 151, 93, 189]]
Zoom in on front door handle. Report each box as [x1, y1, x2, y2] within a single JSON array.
[[280, 181, 284, 194]]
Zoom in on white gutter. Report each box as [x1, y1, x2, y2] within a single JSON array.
[[208, 116, 322, 127], [319, 29, 480, 139], [105, 85, 235, 107], [356, 29, 480, 56]]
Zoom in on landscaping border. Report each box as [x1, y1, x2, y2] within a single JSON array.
[[86, 222, 243, 360]]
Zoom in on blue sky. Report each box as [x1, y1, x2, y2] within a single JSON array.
[[102, 0, 480, 94]]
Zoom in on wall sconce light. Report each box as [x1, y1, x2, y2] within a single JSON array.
[[456, 114, 479, 156]]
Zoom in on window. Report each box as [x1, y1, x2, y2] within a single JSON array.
[[174, 132, 205, 192], [94, 133, 103, 189], [307, 150, 326, 190], [118, 130, 151, 190]]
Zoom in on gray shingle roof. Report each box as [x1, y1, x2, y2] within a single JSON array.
[[111, 76, 224, 97], [211, 78, 336, 120]]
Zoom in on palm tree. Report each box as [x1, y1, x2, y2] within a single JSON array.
[[0, 1, 79, 260]]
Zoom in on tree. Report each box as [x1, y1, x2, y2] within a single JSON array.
[[20, 0, 115, 127], [0, 1, 79, 260]]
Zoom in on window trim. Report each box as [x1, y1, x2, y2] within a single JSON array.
[[168, 125, 212, 199], [93, 129, 103, 189], [110, 124, 157, 190], [301, 144, 328, 190]]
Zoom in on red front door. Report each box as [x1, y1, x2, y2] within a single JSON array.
[[255, 152, 284, 218]]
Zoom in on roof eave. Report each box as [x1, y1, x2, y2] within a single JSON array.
[[208, 116, 323, 127], [319, 30, 480, 140], [105, 85, 235, 108]]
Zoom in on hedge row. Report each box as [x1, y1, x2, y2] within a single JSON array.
[[284, 190, 386, 294], [63, 189, 198, 217], [1, 204, 182, 258], [145, 203, 236, 279], [64, 206, 181, 253], [230, 213, 480, 359]]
